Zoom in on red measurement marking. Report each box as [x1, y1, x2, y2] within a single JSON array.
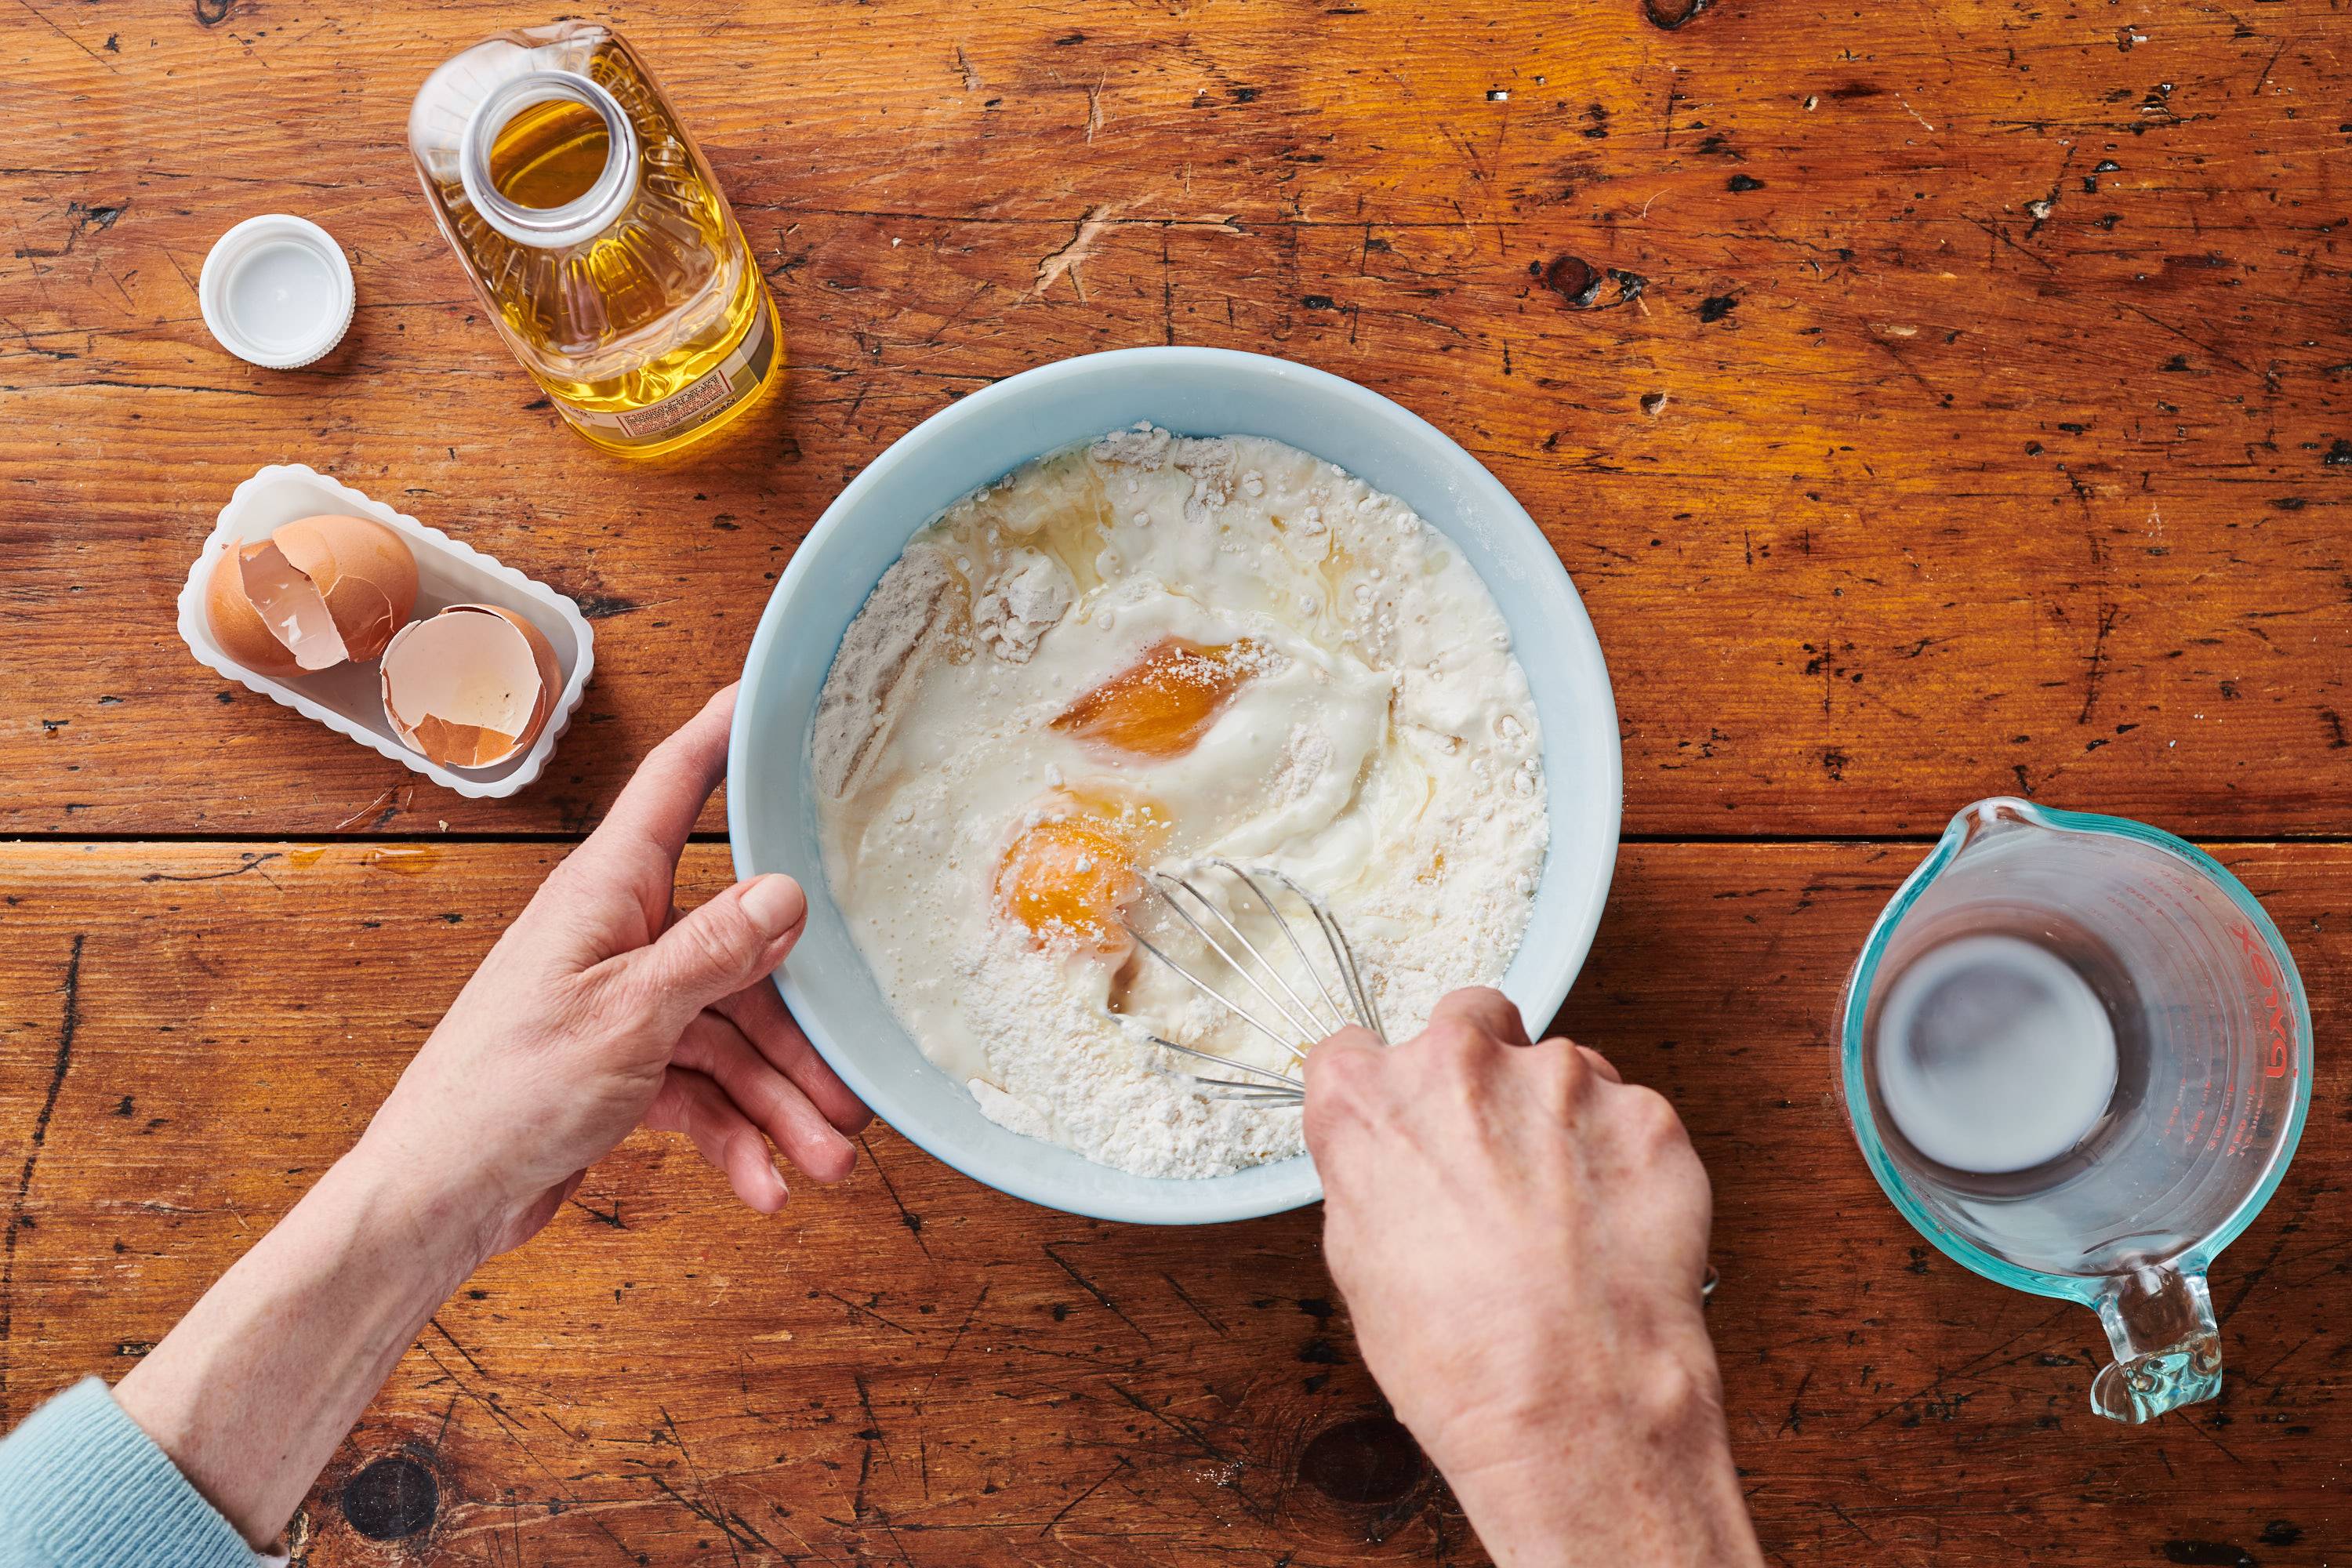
[[2230, 920, 2294, 1080]]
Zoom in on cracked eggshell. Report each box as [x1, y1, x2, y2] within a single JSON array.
[[274, 514, 419, 661], [203, 541, 304, 677], [201, 513, 418, 673], [380, 604, 561, 770]]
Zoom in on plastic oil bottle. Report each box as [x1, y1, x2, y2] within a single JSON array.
[[407, 23, 780, 456]]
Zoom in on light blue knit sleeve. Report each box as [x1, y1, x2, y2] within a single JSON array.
[[0, 1378, 269, 1568]]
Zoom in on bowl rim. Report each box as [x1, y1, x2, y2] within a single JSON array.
[[730, 345, 1622, 1222]]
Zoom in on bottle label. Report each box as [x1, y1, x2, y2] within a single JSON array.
[[557, 301, 776, 448]]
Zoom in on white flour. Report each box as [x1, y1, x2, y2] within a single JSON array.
[[811, 427, 1549, 1178]]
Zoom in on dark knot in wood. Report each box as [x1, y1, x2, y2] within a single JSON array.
[[341, 1455, 438, 1541], [1297, 1416, 1428, 1508], [1544, 255, 1602, 308], [1543, 256, 1649, 311], [1641, 0, 1711, 30]]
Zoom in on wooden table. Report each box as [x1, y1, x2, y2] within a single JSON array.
[[4, 0, 2346, 1561]]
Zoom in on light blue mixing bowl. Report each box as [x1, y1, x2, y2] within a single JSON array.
[[729, 347, 1621, 1223]]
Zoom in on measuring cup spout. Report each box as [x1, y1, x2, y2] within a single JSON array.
[[1950, 795, 2049, 858], [2089, 1265, 2223, 1423]]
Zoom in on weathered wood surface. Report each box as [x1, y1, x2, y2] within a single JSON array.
[[5, 0, 2350, 1564], [2, 842, 2345, 1565], [3, 0, 2350, 837]]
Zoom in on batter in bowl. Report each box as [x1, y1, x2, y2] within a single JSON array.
[[810, 426, 1548, 1177]]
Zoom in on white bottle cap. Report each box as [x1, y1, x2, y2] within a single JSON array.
[[198, 215, 355, 370]]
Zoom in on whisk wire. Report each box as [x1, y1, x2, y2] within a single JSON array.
[[1123, 925, 1307, 1061], [1210, 860, 1355, 1036], [1146, 873, 1325, 1051], [1142, 1030, 1304, 1090], [1245, 864, 1385, 1041], [1108, 862, 1387, 1105], [1156, 870, 1346, 1043]]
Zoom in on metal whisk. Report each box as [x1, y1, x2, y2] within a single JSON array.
[[1106, 859, 1386, 1105]]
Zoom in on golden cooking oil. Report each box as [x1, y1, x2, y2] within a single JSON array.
[[488, 100, 611, 210], [407, 23, 780, 457]]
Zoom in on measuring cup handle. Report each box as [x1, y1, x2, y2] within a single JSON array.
[[2089, 1265, 2223, 1423]]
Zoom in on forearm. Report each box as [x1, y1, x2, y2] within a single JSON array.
[[1438, 1372, 1765, 1567], [1452, 1451, 1762, 1566], [113, 1142, 489, 1548]]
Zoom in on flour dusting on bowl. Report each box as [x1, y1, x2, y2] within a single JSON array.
[[809, 426, 1548, 1178]]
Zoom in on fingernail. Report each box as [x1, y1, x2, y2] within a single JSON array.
[[742, 874, 806, 937]]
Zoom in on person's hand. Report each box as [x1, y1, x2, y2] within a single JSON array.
[[114, 685, 873, 1548], [361, 683, 871, 1264], [1305, 989, 1761, 1568]]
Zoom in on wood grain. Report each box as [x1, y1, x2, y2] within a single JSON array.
[[2, 841, 2343, 1564], [5, 1, 2349, 1563], [2, 0, 2348, 836]]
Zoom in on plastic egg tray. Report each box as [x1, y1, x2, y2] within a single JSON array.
[[176, 464, 595, 799]]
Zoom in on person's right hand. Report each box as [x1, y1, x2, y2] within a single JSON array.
[[1305, 989, 1763, 1568]]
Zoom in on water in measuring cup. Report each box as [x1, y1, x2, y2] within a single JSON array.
[[1873, 933, 2121, 1176]]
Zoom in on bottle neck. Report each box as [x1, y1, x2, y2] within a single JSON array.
[[458, 71, 637, 249]]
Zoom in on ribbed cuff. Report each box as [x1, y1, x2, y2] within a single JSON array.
[[0, 1377, 269, 1568]]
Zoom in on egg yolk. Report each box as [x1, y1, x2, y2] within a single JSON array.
[[996, 815, 1142, 950], [1051, 637, 1258, 759]]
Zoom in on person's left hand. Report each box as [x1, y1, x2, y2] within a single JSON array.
[[360, 683, 871, 1262]]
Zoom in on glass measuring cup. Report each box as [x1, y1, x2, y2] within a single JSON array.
[[1838, 798, 2312, 1423]]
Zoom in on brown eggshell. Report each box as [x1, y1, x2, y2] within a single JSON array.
[[272, 514, 419, 662], [203, 540, 304, 677], [379, 604, 561, 769]]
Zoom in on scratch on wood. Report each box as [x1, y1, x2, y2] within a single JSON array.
[[1106, 1381, 1231, 1463], [430, 1316, 489, 1378], [138, 851, 282, 885], [328, 784, 412, 833], [1778, 1367, 1814, 1435], [1161, 234, 1175, 346], [1043, 1454, 1128, 1534], [1044, 1241, 1152, 1341], [858, 1132, 931, 1258], [2122, 303, 2256, 376], [918, 1285, 992, 1397], [0, 934, 84, 1406], [820, 1288, 915, 1335], [1162, 1271, 1229, 1335], [2170, 1406, 2252, 1469], [1852, 1303, 2074, 1431], [852, 1370, 897, 1468], [656, 1406, 768, 1564], [423, 1349, 637, 1559], [953, 42, 981, 91], [568, 1196, 626, 1229], [2078, 601, 2120, 724], [645, 1475, 759, 1566], [1101, 1383, 1275, 1524], [1826, 1498, 1879, 1544], [1031, 204, 1116, 298], [8, 0, 118, 74], [419, 1348, 528, 1440], [2251, 36, 2285, 96]]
